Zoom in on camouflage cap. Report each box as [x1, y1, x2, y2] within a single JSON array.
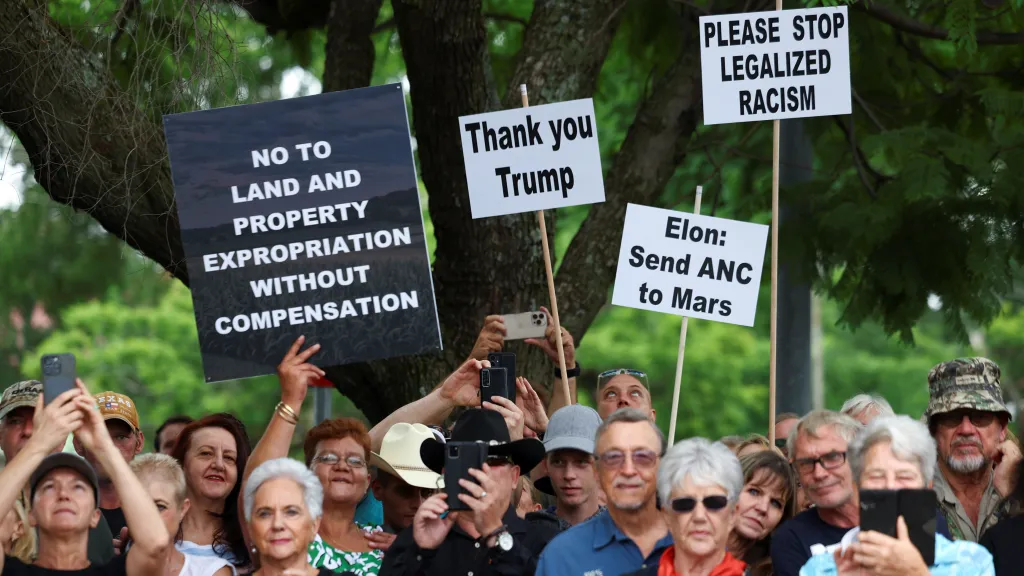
[[0, 380, 42, 421], [925, 358, 1011, 420]]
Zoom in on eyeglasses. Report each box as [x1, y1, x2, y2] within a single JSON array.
[[312, 453, 367, 469], [774, 438, 787, 450], [793, 451, 847, 475], [486, 456, 512, 468], [596, 449, 658, 470], [670, 495, 729, 513], [933, 410, 999, 430], [597, 369, 649, 390]]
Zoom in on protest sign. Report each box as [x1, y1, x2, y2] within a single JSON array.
[[612, 203, 768, 328], [699, 6, 850, 125], [458, 98, 604, 218], [164, 83, 441, 382]]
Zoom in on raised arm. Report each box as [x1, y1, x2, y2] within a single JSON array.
[[72, 381, 170, 576], [368, 359, 486, 453], [0, 389, 87, 573], [524, 307, 577, 414]]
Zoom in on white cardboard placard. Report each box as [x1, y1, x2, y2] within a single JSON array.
[[612, 203, 769, 327], [458, 99, 605, 218], [699, 6, 851, 125]]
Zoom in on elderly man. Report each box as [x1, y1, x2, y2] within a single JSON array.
[[73, 391, 145, 537], [0, 380, 117, 564], [367, 423, 442, 550], [595, 369, 656, 421], [381, 409, 560, 576], [534, 404, 604, 527], [799, 415, 994, 575], [926, 358, 1020, 542], [840, 394, 894, 425], [536, 408, 672, 576], [771, 410, 863, 576]]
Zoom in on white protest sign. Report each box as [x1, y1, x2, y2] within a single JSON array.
[[458, 98, 605, 218], [699, 6, 851, 125], [611, 203, 769, 327]]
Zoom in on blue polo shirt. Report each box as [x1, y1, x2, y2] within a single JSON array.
[[536, 508, 673, 576]]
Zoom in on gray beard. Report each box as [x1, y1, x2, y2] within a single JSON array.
[[946, 453, 987, 474], [611, 500, 645, 512]]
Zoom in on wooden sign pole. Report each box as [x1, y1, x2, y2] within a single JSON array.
[[767, 0, 783, 446], [667, 186, 703, 447], [521, 85, 572, 403]]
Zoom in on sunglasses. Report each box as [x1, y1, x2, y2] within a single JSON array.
[[597, 369, 650, 393], [932, 410, 999, 430], [774, 438, 787, 450], [670, 495, 729, 513], [596, 449, 658, 470], [393, 483, 438, 500]]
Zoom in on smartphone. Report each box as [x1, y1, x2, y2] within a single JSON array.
[[40, 354, 76, 405], [899, 489, 937, 566], [859, 489, 899, 537], [444, 442, 487, 511], [479, 367, 509, 406], [503, 311, 548, 340], [487, 353, 516, 404]]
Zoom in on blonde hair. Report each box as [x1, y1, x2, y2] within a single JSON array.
[[130, 453, 187, 506], [9, 496, 35, 563]]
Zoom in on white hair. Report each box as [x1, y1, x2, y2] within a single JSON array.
[[841, 394, 895, 421], [849, 415, 937, 485], [787, 410, 862, 459], [243, 458, 323, 522], [657, 438, 743, 506]]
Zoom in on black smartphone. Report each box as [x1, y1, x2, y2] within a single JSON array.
[[487, 352, 516, 404], [444, 441, 487, 511], [40, 354, 76, 405], [859, 489, 899, 537], [899, 489, 937, 566], [479, 367, 509, 406]]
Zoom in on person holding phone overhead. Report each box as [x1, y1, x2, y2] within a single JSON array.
[[0, 380, 170, 576], [379, 409, 558, 576], [799, 416, 994, 576]]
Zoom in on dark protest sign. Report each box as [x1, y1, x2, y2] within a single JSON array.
[[164, 84, 441, 382]]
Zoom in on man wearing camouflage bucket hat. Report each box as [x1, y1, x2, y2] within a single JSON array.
[[926, 357, 1021, 542]]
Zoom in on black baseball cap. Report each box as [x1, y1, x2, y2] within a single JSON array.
[[29, 453, 100, 507]]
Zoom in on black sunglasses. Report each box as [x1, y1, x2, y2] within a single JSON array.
[[670, 495, 729, 513]]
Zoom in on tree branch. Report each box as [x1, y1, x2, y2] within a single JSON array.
[[854, 2, 1024, 45], [322, 0, 383, 93], [556, 35, 704, 338], [0, 0, 186, 283]]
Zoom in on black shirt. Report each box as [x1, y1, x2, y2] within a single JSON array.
[[770, 508, 851, 576], [100, 509, 126, 540], [2, 553, 126, 576], [979, 514, 1024, 575], [380, 508, 561, 576]]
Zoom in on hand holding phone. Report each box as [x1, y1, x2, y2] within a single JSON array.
[[443, 442, 487, 511], [486, 353, 516, 404], [859, 489, 936, 566], [479, 367, 509, 406], [502, 311, 547, 340]]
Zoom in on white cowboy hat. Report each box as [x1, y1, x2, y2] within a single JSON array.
[[369, 423, 444, 489]]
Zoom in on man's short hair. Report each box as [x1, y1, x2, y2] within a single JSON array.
[[595, 408, 665, 455], [777, 412, 800, 423], [840, 394, 895, 421], [786, 410, 862, 459], [154, 415, 193, 452]]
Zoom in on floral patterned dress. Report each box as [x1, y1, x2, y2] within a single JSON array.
[[307, 524, 384, 576]]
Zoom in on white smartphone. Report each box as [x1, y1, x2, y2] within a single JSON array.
[[503, 311, 548, 340]]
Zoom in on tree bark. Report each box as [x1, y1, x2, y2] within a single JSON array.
[[322, 0, 384, 93], [0, 0, 187, 284]]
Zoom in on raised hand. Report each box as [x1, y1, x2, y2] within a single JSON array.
[[72, 379, 114, 453], [30, 387, 85, 454], [412, 493, 457, 550], [524, 306, 575, 370], [483, 395, 525, 441], [468, 315, 506, 362], [993, 438, 1021, 497], [439, 359, 486, 407], [851, 517, 930, 576], [458, 464, 512, 539], [276, 335, 324, 410], [364, 530, 397, 552], [516, 377, 549, 434]]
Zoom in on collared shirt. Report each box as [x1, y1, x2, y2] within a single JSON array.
[[535, 508, 673, 576], [798, 532, 994, 575], [380, 507, 560, 576], [933, 469, 1006, 542]]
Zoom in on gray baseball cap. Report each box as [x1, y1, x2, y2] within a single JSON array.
[[544, 404, 602, 455]]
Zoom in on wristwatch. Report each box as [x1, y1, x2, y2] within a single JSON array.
[[494, 530, 514, 552], [553, 361, 580, 379]]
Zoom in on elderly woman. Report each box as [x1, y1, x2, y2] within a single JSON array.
[[729, 451, 797, 576], [800, 415, 994, 575], [244, 340, 383, 575], [244, 458, 337, 576], [172, 413, 252, 570], [627, 438, 748, 576], [131, 453, 233, 576]]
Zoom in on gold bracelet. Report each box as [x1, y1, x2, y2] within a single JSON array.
[[275, 402, 298, 425]]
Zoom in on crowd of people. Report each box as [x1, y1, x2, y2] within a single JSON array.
[[0, 315, 1021, 576]]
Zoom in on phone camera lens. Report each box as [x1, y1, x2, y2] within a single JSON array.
[[449, 445, 459, 457], [42, 357, 61, 376]]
